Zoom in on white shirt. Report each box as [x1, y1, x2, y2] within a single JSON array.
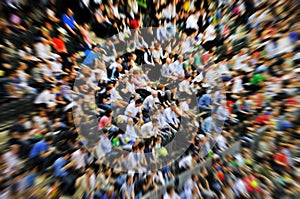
[[34, 90, 56, 104], [216, 134, 227, 151], [164, 108, 179, 125], [171, 60, 184, 76], [216, 105, 229, 121], [233, 179, 248, 198], [42, 66, 54, 77], [178, 155, 193, 169], [153, 171, 166, 186], [157, 26, 169, 42], [157, 112, 168, 128], [143, 95, 159, 110], [186, 14, 199, 29], [181, 101, 189, 113], [265, 41, 277, 58], [204, 24, 216, 42], [205, 68, 219, 85], [127, 82, 135, 93], [233, 54, 247, 70], [51, 61, 63, 73], [232, 76, 244, 93], [277, 36, 293, 55], [181, 38, 194, 54], [82, 0, 90, 7], [125, 102, 141, 117], [35, 42, 52, 59], [218, 63, 230, 74], [125, 124, 138, 140], [163, 3, 176, 19], [144, 51, 154, 65], [179, 80, 191, 93], [184, 178, 202, 197], [111, 5, 120, 18], [161, 63, 174, 78], [17, 70, 28, 85], [72, 149, 86, 170], [152, 48, 165, 60], [163, 192, 180, 199], [110, 87, 121, 102], [3, 151, 19, 172], [141, 122, 158, 137], [193, 72, 204, 83]]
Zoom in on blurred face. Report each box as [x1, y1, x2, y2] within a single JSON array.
[[212, 114, 217, 119], [108, 188, 114, 196], [169, 188, 175, 196], [153, 121, 158, 127], [20, 63, 27, 70], [128, 119, 133, 125], [127, 176, 133, 184], [11, 145, 19, 154], [83, 24, 89, 30], [67, 9, 73, 16], [166, 58, 171, 64], [87, 169, 94, 176], [135, 102, 142, 107]]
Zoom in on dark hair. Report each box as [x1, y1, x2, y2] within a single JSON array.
[[138, 141, 145, 149], [106, 87, 112, 92], [152, 118, 159, 123], [104, 109, 113, 117], [45, 135, 53, 142], [166, 185, 174, 194], [126, 175, 132, 183], [135, 99, 143, 104], [102, 128, 109, 134], [200, 167, 206, 174], [191, 174, 197, 180]]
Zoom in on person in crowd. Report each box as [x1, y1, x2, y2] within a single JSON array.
[[163, 185, 180, 199], [120, 175, 135, 199]]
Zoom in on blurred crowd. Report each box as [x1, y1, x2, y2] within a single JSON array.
[[0, 0, 300, 198]]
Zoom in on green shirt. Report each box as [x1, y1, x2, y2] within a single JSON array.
[[250, 74, 264, 86]]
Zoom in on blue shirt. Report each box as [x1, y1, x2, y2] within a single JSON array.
[[198, 94, 212, 107], [102, 194, 115, 199], [62, 14, 76, 30], [53, 157, 68, 177], [172, 60, 185, 76], [29, 140, 49, 158], [201, 117, 217, 134], [100, 136, 112, 154], [83, 51, 99, 66], [24, 173, 36, 188]]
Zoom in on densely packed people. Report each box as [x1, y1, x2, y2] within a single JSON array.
[[0, 0, 300, 198]]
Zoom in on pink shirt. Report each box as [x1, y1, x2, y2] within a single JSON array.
[[98, 116, 112, 130]]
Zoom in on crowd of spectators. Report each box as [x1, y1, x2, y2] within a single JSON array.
[[0, 0, 300, 198]]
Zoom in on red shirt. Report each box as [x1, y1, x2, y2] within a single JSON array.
[[254, 114, 270, 125], [274, 152, 289, 168], [52, 38, 66, 53], [129, 19, 139, 29]]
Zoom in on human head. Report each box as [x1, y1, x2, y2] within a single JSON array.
[[166, 185, 175, 196]]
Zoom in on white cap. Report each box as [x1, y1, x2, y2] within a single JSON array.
[[197, 134, 205, 140], [47, 102, 57, 108], [294, 68, 300, 73]]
